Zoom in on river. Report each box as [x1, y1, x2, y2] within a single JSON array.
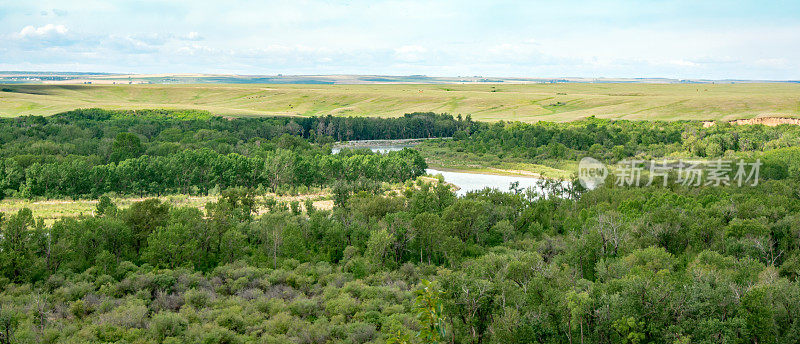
[[331, 138, 447, 154], [426, 168, 551, 196], [332, 140, 562, 196], [330, 144, 410, 154]]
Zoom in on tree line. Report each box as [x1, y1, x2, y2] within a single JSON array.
[[5, 147, 425, 199], [429, 116, 800, 163], [0, 109, 445, 199]]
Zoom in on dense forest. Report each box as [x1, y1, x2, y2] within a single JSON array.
[[6, 109, 800, 199], [0, 109, 462, 199], [3, 175, 800, 343], [421, 117, 800, 180], [2, 110, 800, 343]]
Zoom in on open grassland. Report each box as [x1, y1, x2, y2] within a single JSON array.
[[0, 193, 333, 225], [1, 83, 799, 121]]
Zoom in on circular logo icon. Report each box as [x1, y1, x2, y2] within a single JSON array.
[[578, 157, 607, 189]]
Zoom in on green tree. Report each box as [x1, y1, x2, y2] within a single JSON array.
[[741, 286, 777, 344], [0, 208, 37, 281], [142, 207, 203, 268], [415, 280, 447, 344], [0, 305, 18, 344], [365, 229, 394, 269], [121, 199, 170, 255], [110, 132, 144, 162], [95, 195, 118, 217], [263, 149, 295, 192]]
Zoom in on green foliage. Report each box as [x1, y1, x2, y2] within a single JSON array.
[[0, 305, 19, 344], [110, 132, 144, 163], [419, 116, 800, 175], [740, 286, 777, 343], [415, 280, 447, 344], [95, 195, 118, 216], [612, 317, 646, 344], [1, 180, 800, 343], [0, 110, 436, 199], [2, 113, 800, 343]]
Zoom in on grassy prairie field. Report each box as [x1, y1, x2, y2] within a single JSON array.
[[0, 194, 334, 225], [1, 83, 799, 121]]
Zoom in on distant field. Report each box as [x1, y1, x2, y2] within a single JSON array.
[[1, 83, 799, 121]]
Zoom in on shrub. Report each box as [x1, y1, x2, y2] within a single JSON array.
[[184, 288, 211, 308], [99, 300, 148, 328], [151, 312, 188, 340], [216, 307, 246, 333], [152, 273, 178, 292], [93, 323, 125, 342], [256, 297, 287, 316], [325, 294, 359, 317], [152, 290, 184, 312], [70, 300, 91, 319], [187, 323, 240, 344], [61, 281, 94, 301], [346, 321, 377, 344], [115, 261, 138, 279], [288, 297, 318, 318], [293, 317, 332, 344], [44, 274, 66, 292], [264, 312, 295, 335]]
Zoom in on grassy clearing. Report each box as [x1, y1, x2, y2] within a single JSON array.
[[427, 161, 576, 180], [420, 144, 576, 179], [0, 173, 471, 223], [0, 193, 333, 225], [0, 177, 456, 223], [1, 83, 799, 121]]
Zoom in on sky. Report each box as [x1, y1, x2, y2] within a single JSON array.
[[1, 0, 799, 79]]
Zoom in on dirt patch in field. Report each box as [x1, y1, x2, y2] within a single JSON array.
[[730, 117, 800, 126], [703, 117, 800, 127]]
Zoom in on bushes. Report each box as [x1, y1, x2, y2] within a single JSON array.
[[325, 294, 360, 318], [288, 297, 318, 318], [3, 162, 800, 342], [151, 312, 187, 340], [69, 299, 91, 319], [186, 323, 240, 344], [99, 300, 149, 329], [215, 306, 246, 333], [263, 312, 296, 335], [184, 288, 212, 308], [346, 321, 378, 343]]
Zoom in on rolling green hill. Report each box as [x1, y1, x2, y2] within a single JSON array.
[[1, 82, 799, 121]]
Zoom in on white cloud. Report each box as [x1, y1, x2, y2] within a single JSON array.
[[9, 24, 78, 47], [668, 59, 700, 67], [0, 1, 798, 78], [16, 24, 68, 39]]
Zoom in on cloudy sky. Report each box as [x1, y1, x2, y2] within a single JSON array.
[[1, 0, 799, 79]]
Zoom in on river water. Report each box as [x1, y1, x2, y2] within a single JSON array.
[[331, 142, 561, 196], [426, 168, 549, 196], [330, 145, 410, 154]]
